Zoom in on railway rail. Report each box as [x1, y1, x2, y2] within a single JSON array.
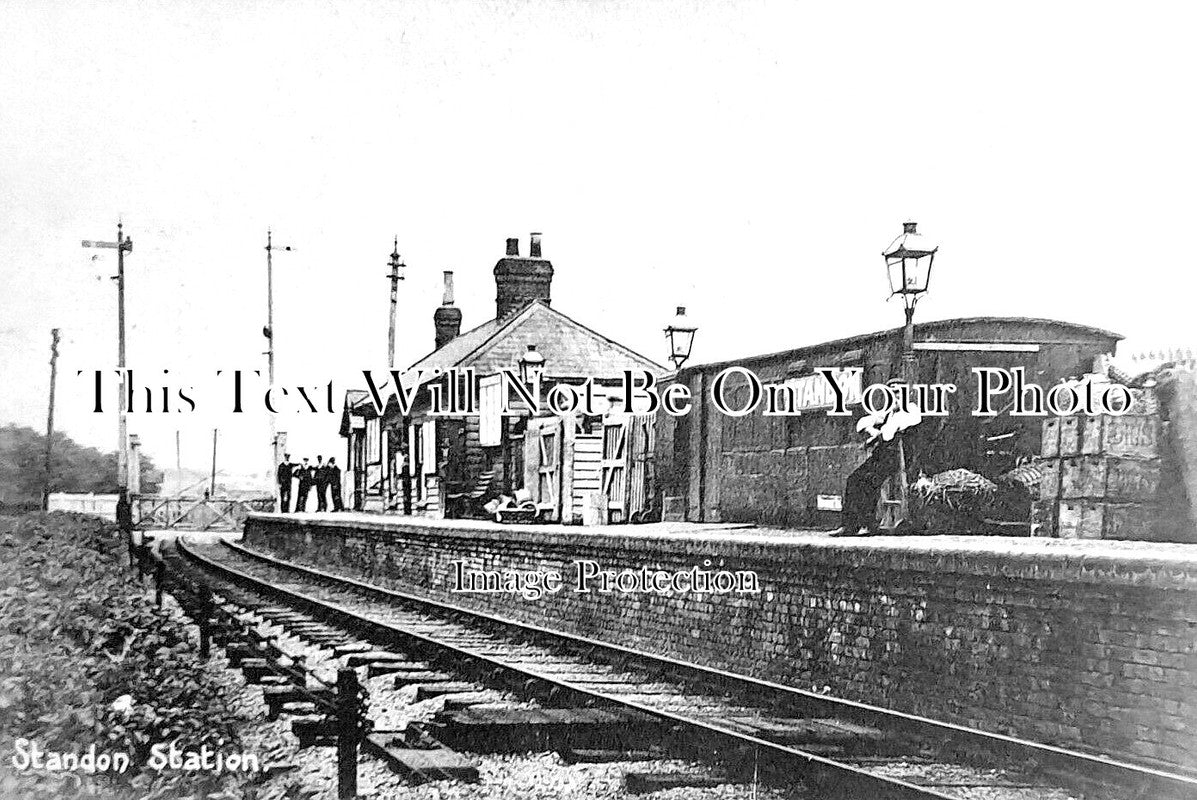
[[174, 536, 1197, 800]]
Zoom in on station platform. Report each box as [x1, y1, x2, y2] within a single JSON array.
[[241, 511, 1197, 773], [252, 509, 1197, 567]]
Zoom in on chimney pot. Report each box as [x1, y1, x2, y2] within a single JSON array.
[[529, 232, 542, 258], [433, 270, 463, 349], [494, 233, 553, 319]]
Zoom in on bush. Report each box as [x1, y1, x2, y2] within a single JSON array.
[[0, 513, 242, 799]]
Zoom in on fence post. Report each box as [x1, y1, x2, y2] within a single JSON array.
[[198, 588, 212, 659], [336, 667, 359, 799], [154, 559, 165, 607], [136, 541, 152, 581]]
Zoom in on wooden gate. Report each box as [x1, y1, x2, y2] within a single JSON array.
[[600, 413, 655, 523], [134, 495, 273, 531], [601, 418, 629, 522], [523, 414, 654, 525]]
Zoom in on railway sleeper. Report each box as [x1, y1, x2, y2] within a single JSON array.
[[624, 770, 732, 795], [560, 748, 662, 764], [224, 642, 270, 667], [734, 716, 909, 757], [364, 734, 479, 784], [412, 682, 485, 702], [241, 657, 292, 684], [426, 707, 665, 754], [367, 660, 433, 678], [392, 669, 459, 688], [290, 716, 338, 749], [262, 686, 336, 719], [344, 650, 415, 668]]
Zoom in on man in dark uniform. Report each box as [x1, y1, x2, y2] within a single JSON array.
[[314, 455, 328, 512], [327, 457, 344, 512], [295, 457, 313, 513], [276, 453, 294, 513]]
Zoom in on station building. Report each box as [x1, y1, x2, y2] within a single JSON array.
[[339, 234, 663, 520]]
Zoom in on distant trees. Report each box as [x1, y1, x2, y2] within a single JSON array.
[[0, 425, 161, 508]]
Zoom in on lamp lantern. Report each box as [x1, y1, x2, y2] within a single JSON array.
[[883, 221, 937, 311], [519, 343, 545, 386], [664, 306, 697, 369]]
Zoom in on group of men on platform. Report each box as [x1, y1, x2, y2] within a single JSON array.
[[276, 454, 343, 513]]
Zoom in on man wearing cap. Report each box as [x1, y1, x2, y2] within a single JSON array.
[[276, 453, 295, 513], [314, 455, 328, 512], [295, 457, 313, 513], [327, 457, 344, 512]]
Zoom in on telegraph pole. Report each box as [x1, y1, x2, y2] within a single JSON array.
[[42, 328, 60, 510], [210, 429, 219, 497], [264, 230, 293, 509], [385, 238, 409, 513], [82, 222, 133, 490], [386, 237, 405, 368]]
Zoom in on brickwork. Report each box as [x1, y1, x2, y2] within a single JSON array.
[[245, 515, 1197, 771]]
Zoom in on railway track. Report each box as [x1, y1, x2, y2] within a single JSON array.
[[174, 536, 1197, 800]]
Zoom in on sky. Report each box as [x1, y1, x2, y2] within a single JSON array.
[[2, 1, 1195, 483]]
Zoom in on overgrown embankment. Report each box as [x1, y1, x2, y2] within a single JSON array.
[[0, 512, 243, 798]]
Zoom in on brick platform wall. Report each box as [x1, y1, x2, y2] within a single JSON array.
[[244, 516, 1197, 771]]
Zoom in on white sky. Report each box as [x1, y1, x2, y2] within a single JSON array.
[[2, 1, 1195, 481]]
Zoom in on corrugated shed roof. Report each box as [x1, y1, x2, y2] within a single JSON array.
[[683, 316, 1124, 374]]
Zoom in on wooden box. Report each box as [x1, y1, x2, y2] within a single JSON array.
[[1104, 458, 1162, 502], [1057, 500, 1104, 539], [1031, 500, 1057, 537], [1059, 416, 1081, 456], [1038, 459, 1061, 500], [1060, 456, 1107, 499], [661, 496, 686, 523], [1079, 416, 1104, 455], [1102, 502, 1158, 541], [1103, 416, 1162, 458], [1041, 418, 1060, 458]]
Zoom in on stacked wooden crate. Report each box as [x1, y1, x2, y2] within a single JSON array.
[[1034, 388, 1164, 539]]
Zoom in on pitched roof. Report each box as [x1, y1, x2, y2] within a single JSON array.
[[347, 300, 664, 415], [408, 299, 663, 380]]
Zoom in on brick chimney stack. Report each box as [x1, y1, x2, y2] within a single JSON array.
[[433, 270, 463, 350], [493, 233, 553, 319]]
